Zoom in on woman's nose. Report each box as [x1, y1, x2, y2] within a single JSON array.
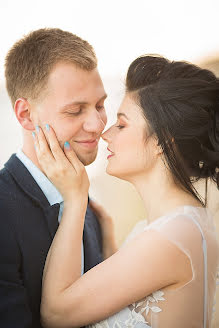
[[101, 126, 113, 142]]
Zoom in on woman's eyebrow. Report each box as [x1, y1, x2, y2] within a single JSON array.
[[117, 112, 129, 120]]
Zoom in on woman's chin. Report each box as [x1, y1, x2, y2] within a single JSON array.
[[106, 166, 115, 176], [106, 165, 127, 181], [106, 165, 120, 178]]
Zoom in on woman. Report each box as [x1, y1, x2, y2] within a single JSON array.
[[34, 55, 219, 327]]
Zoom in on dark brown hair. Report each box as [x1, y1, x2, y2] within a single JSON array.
[[126, 55, 219, 205]]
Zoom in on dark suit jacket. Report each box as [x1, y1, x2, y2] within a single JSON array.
[[0, 154, 103, 328]]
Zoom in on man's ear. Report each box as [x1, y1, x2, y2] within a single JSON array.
[[14, 97, 35, 131]]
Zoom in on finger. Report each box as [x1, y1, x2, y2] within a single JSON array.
[[43, 124, 69, 165], [32, 129, 47, 169], [63, 141, 84, 173], [35, 125, 55, 166], [32, 130, 39, 153]]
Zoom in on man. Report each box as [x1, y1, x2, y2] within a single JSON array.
[[0, 28, 107, 328]]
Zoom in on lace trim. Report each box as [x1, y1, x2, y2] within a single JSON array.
[[132, 290, 165, 322], [88, 290, 165, 328], [212, 267, 219, 318], [117, 290, 165, 327]]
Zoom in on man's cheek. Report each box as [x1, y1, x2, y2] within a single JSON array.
[[101, 112, 107, 127], [49, 126, 65, 146]]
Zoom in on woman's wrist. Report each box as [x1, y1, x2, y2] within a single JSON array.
[[60, 194, 88, 225], [63, 191, 88, 206]]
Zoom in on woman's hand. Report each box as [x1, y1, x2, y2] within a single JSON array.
[[89, 199, 118, 259], [32, 124, 89, 202]]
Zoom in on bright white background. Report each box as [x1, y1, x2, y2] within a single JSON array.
[[1, 0, 219, 163], [0, 0, 219, 81]]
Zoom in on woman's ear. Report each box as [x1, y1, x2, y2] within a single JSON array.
[[153, 137, 163, 156], [156, 137, 175, 155], [14, 97, 35, 131], [157, 144, 163, 155]]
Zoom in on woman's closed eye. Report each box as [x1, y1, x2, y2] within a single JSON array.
[[115, 124, 125, 129]]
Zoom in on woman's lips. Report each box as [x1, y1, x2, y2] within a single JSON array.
[[107, 147, 115, 159]]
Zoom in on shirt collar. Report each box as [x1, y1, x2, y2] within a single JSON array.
[[16, 149, 63, 206]]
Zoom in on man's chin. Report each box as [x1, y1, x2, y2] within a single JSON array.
[[77, 151, 98, 166]]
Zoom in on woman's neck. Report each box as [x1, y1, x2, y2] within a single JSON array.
[[130, 163, 202, 224]]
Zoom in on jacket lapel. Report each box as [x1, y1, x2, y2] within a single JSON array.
[[5, 154, 60, 239], [83, 202, 103, 272], [5, 154, 103, 266], [42, 204, 60, 238]]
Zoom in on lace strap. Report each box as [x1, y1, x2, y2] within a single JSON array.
[[217, 268, 219, 286], [187, 215, 208, 328]]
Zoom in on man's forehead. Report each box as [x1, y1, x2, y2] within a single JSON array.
[[49, 62, 100, 82], [46, 63, 107, 104]]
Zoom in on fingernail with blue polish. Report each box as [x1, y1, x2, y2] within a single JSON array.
[[45, 124, 50, 131], [64, 141, 70, 149], [32, 132, 36, 138], [36, 125, 40, 133]]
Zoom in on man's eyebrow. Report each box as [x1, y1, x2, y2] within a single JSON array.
[[117, 112, 129, 120], [61, 94, 108, 110], [98, 94, 108, 102]]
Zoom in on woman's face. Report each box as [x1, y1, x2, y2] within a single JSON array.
[[102, 94, 160, 181]]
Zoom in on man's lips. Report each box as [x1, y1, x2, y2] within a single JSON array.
[[75, 139, 99, 149], [77, 139, 98, 143]]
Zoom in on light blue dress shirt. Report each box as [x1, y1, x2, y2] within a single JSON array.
[[16, 149, 84, 275]]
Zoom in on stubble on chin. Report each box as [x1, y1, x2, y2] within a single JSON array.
[[58, 140, 98, 166], [76, 150, 98, 166]]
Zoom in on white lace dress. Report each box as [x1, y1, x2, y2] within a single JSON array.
[[88, 206, 219, 328]]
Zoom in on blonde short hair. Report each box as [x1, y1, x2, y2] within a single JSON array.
[[5, 28, 97, 105]]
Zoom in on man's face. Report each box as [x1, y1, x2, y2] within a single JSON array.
[[31, 62, 107, 165]]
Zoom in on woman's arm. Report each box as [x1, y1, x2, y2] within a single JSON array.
[[41, 215, 191, 328], [33, 126, 192, 328]]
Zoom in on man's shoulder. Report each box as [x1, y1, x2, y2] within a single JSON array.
[[0, 154, 31, 201], [0, 158, 39, 226], [0, 153, 50, 211], [0, 165, 17, 197]]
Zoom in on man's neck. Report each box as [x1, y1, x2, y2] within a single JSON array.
[[22, 142, 41, 170]]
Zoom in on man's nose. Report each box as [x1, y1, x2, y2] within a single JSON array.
[[83, 110, 106, 133]]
